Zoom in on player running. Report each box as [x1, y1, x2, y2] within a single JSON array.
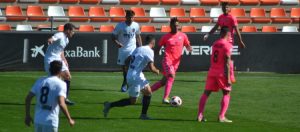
[[103, 35, 159, 120], [45, 23, 76, 105], [112, 10, 143, 92], [197, 26, 233, 123], [25, 60, 75, 131], [150, 17, 192, 104]]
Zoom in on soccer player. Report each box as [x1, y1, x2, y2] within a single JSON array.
[[25, 60, 75, 131], [150, 17, 192, 104], [197, 26, 233, 123], [103, 35, 159, 120], [45, 23, 75, 105], [112, 10, 143, 92]]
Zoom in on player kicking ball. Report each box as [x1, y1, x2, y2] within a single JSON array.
[[197, 26, 234, 123], [25, 60, 75, 131], [103, 35, 159, 120]]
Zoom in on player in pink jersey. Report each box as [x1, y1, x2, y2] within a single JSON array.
[[151, 18, 192, 104], [197, 26, 233, 123]]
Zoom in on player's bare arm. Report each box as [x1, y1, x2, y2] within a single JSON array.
[[226, 55, 231, 85], [136, 34, 143, 47], [186, 45, 193, 52], [234, 26, 246, 49], [111, 34, 123, 48], [48, 37, 54, 44], [204, 23, 219, 41], [148, 62, 159, 75], [24, 92, 35, 127], [58, 96, 75, 126]]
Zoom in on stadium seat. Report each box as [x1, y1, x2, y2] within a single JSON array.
[[141, 0, 160, 4], [161, 0, 180, 5], [282, 26, 298, 32], [261, 26, 277, 32], [240, 0, 260, 5], [230, 8, 251, 23], [170, 8, 190, 23], [200, 0, 219, 5], [48, 6, 69, 21], [99, 25, 114, 32], [131, 7, 150, 22], [19, 0, 38, 2], [270, 8, 291, 23], [109, 7, 125, 22], [0, 0, 16, 2], [250, 8, 271, 23], [210, 8, 222, 22], [39, 0, 58, 3], [101, 0, 120, 4], [16, 25, 33, 31], [37, 24, 52, 31], [60, 0, 79, 3], [260, 0, 280, 5], [181, 25, 197, 32], [79, 25, 95, 32], [6, 5, 26, 21], [120, 0, 140, 4], [290, 8, 300, 23], [89, 6, 109, 22], [57, 25, 64, 31], [280, 0, 299, 5], [68, 6, 89, 22], [80, 0, 99, 3], [140, 25, 156, 32], [161, 25, 171, 32], [150, 7, 169, 22], [201, 25, 214, 32], [27, 5, 48, 21], [181, 0, 200, 5], [190, 8, 211, 23], [0, 24, 11, 31], [0, 9, 6, 21], [241, 26, 257, 32]]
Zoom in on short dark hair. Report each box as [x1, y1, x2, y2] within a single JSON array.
[[221, 2, 229, 7], [145, 35, 155, 44], [125, 10, 135, 17], [49, 60, 62, 75], [220, 26, 230, 35], [170, 17, 178, 25], [64, 23, 76, 31]]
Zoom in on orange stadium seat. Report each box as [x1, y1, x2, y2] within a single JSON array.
[[170, 8, 190, 23], [39, 0, 58, 3], [60, 0, 79, 3], [99, 25, 114, 32], [161, 0, 180, 5], [190, 8, 211, 23], [57, 25, 64, 31], [290, 8, 300, 23], [27, 5, 48, 21], [220, 0, 240, 5], [120, 0, 140, 4], [181, 25, 197, 32], [161, 25, 171, 32], [141, 0, 160, 4], [240, 0, 260, 5], [80, 0, 99, 3], [68, 6, 89, 22], [79, 25, 95, 32], [110, 7, 126, 22], [140, 25, 156, 32], [260, 0, 280, 5], [131, 7, 150, 22], [200, 0, 219, 5], [0, 24, 11, 31], [262, 26, 277, 32], [241, 26, 257, 32], [0, 0, 16, 2], [250, 8, 271, 23], [89, 6, 109, 22], [230, 8, 251, 23], [270, 8, 291, 23], [6, 5, 26, 21], [37, 24, 51, 31]]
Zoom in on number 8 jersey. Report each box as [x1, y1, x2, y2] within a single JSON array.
[[30, 76, 67, 127]]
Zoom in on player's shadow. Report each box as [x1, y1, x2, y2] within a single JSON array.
[[72, 116, 196, 122]]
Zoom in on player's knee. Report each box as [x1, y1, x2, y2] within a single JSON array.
[[222, 90, 230, 95], [130, 98, 137, 105]]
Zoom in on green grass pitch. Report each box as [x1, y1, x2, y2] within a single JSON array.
[[0, 72, 299, 132]]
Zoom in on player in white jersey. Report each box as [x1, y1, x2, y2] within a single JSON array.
[[103, 35, 159, 120], [45, 23, 75, 105], [112, 10, 143, 92], [25, 60, 75, 132]]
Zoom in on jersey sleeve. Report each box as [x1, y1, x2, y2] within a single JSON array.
[[147, 50, 154, 63], [224, 44, 231, 57], [158, 35, 166, 47], [58, 82, 67, 98], [135, 23, 141, 35], [112, 23, 121, 35], [52, 33, 63, 41], [30, 77, 43, 94], [217, 15, 222, 26], [183, 33, 191, 47]]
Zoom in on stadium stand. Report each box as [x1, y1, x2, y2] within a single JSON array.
[[161, 0, 180, 5], [19, 0, 39, 2], [0, 24, 11, 31], [200, 0, 220, 5], [0, 9, 6, 21], [260, 0, 280, 5], [48, 6, 69, 21], [99, 25, 114, 32], [27, 5, 48, 21], [280, 0, 299, 5], [150, 7, 170, 22], [290, 8, 300, 22], [89, 6, 109, 22], [241, 25, 258, 32], [79, 25, 95, 32], [210, 8, 222, 22], [270, 8, 291, 23], [201, 25, 214, 32], [250, 8, 271, 23], [16, 24, 33, 31], [109, 7, 126, 22], [120, 0, 140, 4], [140, 0, 160, 4], [190, 8, 211, 23], [60, 0, 79, 3], [161, 25, 171, 32], [140, 25, 156, 32], [68, 6, 89, 22], [240, 0, 260, 5], [131, 7, 150, 22], [170, 8, 190, 23], [39, 0, 58, 3], [57, 25, 64, 31], [80, 0, 100, 4], [262, 25, 278, 32], [282, 25, 298, 32], [181, 25, 197, 32], [5, 5, 26, 21], [181, 0, 200, 5], [230, 8, 251, 23], [101, 0, 120, 4]]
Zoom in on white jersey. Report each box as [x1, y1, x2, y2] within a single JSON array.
[[127, 46, 154, 79], [44, 32, 69, 63], [31, 76, 67, 127], [112, 21, 140, 52]]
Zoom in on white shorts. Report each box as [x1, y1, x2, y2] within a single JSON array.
[[117, 49, 134, 65], [35, 124, 58, 132], [44, 60, 69, 75], [127, 73, 149, 97]]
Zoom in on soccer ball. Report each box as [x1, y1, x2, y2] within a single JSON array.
[[170, 96, 182, 107]]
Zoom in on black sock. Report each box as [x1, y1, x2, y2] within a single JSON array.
[[110, 98, 131, 107], [141, 95, 151, 115], [122, 71, 127, 86], [64, 80, 70, 97]]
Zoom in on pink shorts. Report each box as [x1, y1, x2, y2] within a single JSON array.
[[162, 60, 179, 76], [205, 75, 232, 92]]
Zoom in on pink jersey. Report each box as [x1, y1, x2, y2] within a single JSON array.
[[217, 14, 238, 44], [208, 38, 232, 77], [159, 32, 190, 65]]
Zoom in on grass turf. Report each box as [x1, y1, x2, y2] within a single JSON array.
[[0, 72, 299, 132]]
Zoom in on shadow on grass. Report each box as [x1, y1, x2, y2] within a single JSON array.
[[72, 116, 198, 122]]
